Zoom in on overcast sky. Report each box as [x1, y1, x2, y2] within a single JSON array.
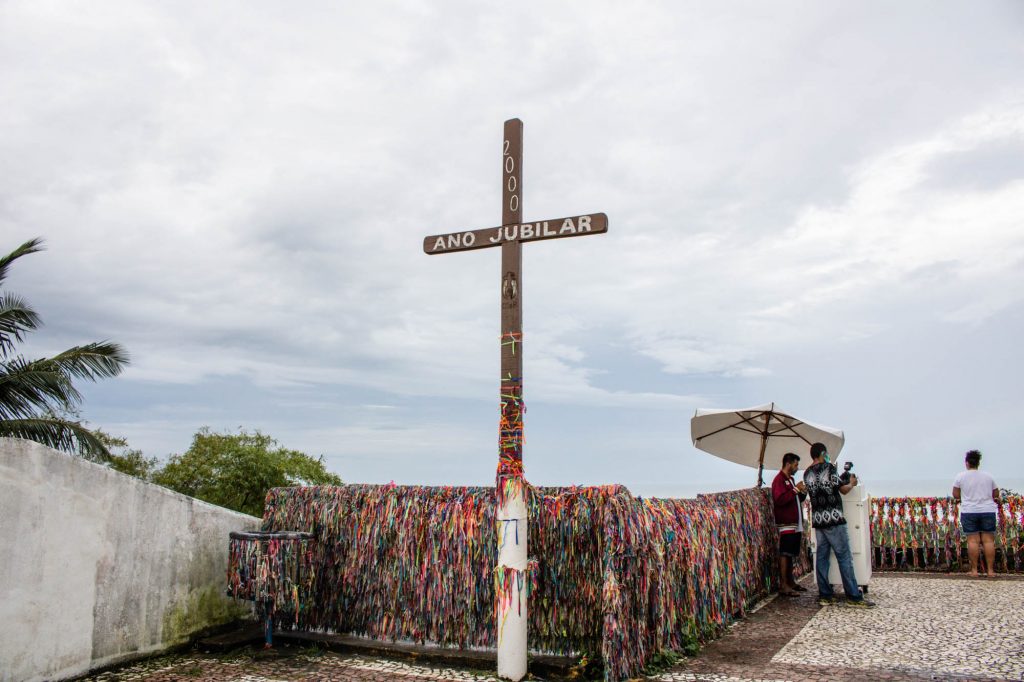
[[3, 1, 1022, 495]]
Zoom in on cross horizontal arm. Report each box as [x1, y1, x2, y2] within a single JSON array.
[[423, 212, 607, 255]]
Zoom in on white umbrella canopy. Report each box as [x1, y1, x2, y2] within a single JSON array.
[[690, 402, 845, 486]]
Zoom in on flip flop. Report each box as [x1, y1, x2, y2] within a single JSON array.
[[791, 584, 808, 592], [779, 591, 800, 598]]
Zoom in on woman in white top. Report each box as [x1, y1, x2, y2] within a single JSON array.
[[952, 449, 1000, 577]]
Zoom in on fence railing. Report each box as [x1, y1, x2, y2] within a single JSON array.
[[870, 496, 1024, 573], [227, 484, 788, 681]]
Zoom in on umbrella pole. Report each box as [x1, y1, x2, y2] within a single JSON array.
[[756, 431, 768, 487]]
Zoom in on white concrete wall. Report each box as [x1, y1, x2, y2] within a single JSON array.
[[0, 438, 260, 682]]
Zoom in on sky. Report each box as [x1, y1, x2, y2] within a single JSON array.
[[2, 1, 1023, 496]]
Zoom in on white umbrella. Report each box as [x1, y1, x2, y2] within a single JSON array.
[[690, 402, 845, 486]]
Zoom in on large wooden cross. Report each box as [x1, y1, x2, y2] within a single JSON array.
[[422, 119, 607, 681]]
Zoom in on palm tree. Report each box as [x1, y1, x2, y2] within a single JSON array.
[[0, 238, 129, 458]]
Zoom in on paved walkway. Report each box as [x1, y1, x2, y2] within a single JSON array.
[[81, 574, 1024, 682], [83, 653, 495, 682], [653, 573, 1024, 682]]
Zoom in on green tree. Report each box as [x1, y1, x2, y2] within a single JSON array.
[[0, 238, 129, 458], [92, 428, 160, 479], [152, 428, 342, 516]]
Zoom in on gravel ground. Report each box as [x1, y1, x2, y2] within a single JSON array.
[[79, 574, 1024, 682]]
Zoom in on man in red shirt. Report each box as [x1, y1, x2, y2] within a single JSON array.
[[772, 452, 807, 596]]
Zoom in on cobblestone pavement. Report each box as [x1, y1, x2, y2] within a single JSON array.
[[654, 573, 1024, 682], [83, 650, 502, 682], [773, 575, 1024, 680], [81, 574, 1024, 682]]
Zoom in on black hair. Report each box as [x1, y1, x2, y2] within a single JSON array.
[[782, 452, 800, 467], [965, 449, 982, 469], [810, 442, 827, 459]]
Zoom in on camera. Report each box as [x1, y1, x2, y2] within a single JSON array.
[[839, 461, 854, 486]]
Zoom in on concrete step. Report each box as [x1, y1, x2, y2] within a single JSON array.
[[196, 623, 264, 652]]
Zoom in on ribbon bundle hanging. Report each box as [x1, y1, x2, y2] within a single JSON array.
[[226, 530, 316, 632], [229, 482, 799, 681], [870, 495, 1023, 573]]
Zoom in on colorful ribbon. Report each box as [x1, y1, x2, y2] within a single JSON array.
[[870, 495, 1023, 573], [229, 484, 804, 681]]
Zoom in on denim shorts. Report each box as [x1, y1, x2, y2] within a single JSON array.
[[961, 512, 996, 534]]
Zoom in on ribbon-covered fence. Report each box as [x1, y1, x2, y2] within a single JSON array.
[[228, 484, 798, 680], [227, 531, 316, 643], [871, 496, 1024, 573]]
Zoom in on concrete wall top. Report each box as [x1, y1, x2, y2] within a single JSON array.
[[0, 437, 260, 682]]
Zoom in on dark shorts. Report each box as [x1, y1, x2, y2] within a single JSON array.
[[779, 532, 802, 557], [961, 512, 996, 534]]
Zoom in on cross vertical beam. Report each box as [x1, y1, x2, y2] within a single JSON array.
[[421, 118, 607, 682], [496, 118, 527, 681], [498, 118, 524, 486]]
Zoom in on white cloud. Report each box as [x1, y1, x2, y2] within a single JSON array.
[[589, 102, 1024, 379], [3, 1, 1023, 484]]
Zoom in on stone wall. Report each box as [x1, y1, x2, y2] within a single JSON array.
[[0, 438, 260, 682]]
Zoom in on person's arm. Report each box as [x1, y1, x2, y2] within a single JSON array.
[[992, 480, 1000, 505], [952, 486, 961, 502], [773, 476, 797, 506], [801, 472, 813, 500], [838, 470, 857, 495]]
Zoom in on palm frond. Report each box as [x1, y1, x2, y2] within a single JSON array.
[[0, 238, 45, 286], [39, 342, 130, 381], [0, 239, 128, 459], [0, 357, 80, 420], [0, 293, 41, 357], [0, 343, 129, 419], [0, 417, 111, 459]]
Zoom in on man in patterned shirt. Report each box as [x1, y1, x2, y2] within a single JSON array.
[[803, 442, 875, 608]]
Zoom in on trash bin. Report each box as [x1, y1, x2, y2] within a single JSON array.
[[810, 485, 872, 593]]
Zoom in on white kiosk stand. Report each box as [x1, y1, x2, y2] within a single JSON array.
[[810, 483, 872, 593]]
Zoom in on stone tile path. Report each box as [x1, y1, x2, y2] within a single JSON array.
[[80, 574, 1024, 682], [83, 651, 500, 682], [655, 573, 1024, 682], [772, 575, 1024, 680]]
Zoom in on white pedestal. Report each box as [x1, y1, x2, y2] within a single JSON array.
[[810, 485, 872, 592], [496, 489, 528, 681]]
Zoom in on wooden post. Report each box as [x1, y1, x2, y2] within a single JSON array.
[[496, 119, 527, 681], [422, 119, 607, 681]]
